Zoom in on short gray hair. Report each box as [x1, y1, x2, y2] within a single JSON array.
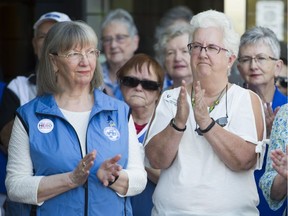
[[101, 9, 138, 37], [37, 21, 103, 96], [154, 6, 193, 41], [189, 10, 240, 57], [154, 23, 193, 68], [239, 26, 280, 59]]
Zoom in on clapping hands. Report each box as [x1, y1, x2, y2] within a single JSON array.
[[69, 151, 122, 187]]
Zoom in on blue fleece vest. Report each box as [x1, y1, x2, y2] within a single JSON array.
[[16, 89, 132, 216]]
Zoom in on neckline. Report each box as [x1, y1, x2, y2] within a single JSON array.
[[191, 84, 228, 113], [134, 122, 148, 134], [60, 108, 91, 114]]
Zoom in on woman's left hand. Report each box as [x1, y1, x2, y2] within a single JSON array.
[[193, 81, 210, 128], [97, 154, 122, 186]]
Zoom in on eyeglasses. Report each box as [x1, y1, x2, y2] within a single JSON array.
[[52, 49, 100, 62], [187, 42, 229, 55], [195, 85, 228, 136], [101, 34, 130, 46], [238, 54, 278, 66], [120, 76, 161, 91]]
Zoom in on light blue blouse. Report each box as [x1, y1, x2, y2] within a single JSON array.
[[259, 104, 287, 212]]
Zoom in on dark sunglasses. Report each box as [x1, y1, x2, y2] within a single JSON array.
[[120, 76, 161, 91]]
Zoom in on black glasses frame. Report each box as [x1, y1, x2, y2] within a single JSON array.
[[187, 42, 229, 55], [120, 76, 161, 91]]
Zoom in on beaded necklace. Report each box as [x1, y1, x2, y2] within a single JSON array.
[[191, 84, 228, 113]]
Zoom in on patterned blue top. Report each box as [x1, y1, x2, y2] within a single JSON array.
[[259, 104, 288, 211]]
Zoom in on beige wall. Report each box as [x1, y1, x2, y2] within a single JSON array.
[[225, 0, 246, 36]]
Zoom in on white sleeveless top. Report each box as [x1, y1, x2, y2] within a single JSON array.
[[145, 84, 266, 216]]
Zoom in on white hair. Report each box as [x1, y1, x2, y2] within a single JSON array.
[[189, 10, 240, 56]]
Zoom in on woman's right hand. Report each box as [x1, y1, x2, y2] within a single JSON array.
[[175, 80, 190, 129], [69, 150, 96, 186]]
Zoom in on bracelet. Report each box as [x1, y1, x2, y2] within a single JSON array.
[[170, 118, 186, 132], [198, 118, 215, 133], [108, 175, 119, 186]]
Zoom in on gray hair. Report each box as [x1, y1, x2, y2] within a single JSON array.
[[239, 26, 280, 59], [154, 6, 193, 41], [101, 9, 138, 37], [154, 23, 193, 68], [189, 10, 240, 57], [37, 21, 103, 96]]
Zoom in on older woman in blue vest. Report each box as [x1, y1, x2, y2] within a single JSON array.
[[5, 20, 147, 216]]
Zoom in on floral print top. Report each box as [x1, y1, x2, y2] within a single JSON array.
[[259, 104, 287, 211]]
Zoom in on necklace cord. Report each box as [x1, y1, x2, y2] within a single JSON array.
[[191, 84, 227, 113], [192, 84, 229, 134], [225, 84, 228, 118]]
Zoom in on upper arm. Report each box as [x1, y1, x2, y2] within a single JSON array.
[[6, 116, 37, 202], [249, 91, 265, 141], [124, 117, 147, 196], [7, 116, 32, 174]]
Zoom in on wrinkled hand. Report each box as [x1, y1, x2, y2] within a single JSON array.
[[264, 103, 280, 138], [271, 145, 288, 180], [69, 150, 96, 186], [193, 81, 210, 128], [97, 154, 122, 187], [174, 80, 190, 128]]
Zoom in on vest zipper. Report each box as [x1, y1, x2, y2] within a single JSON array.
[[84, 181, 88, 216]]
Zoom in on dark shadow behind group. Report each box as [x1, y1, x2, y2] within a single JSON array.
[[0, 6, 287, 216]]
